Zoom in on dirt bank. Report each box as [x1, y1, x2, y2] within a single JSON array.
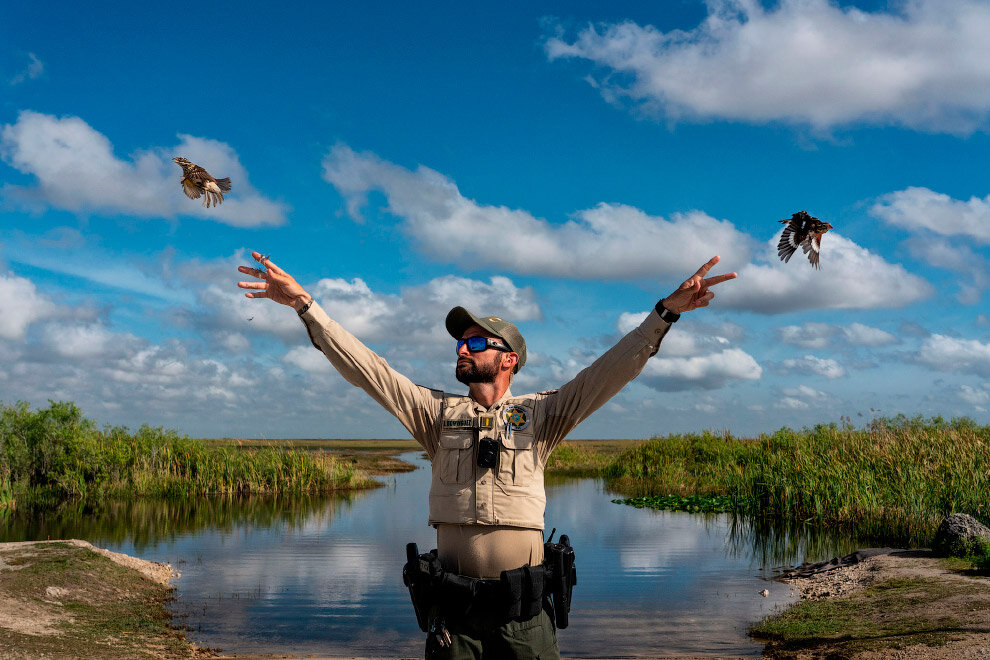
[[0, 539, 193, 659], [761, 548, 990, 659]]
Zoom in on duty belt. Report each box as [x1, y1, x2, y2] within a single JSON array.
[[402, 529, 577, 630]]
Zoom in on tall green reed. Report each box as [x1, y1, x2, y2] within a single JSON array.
[[605, 416, 990, 546], [0, 400, 368, 510]]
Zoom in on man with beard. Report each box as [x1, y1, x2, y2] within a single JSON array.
[[236, 252, 736, 660]]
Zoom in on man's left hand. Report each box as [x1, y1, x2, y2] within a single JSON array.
[[661, 256, 737, 314]]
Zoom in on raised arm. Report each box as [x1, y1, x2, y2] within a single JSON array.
[[537, 256, 737, 455], [237, 252, 442, 452]]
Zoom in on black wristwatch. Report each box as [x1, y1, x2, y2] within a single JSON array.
[[655, 300, 680, 323]]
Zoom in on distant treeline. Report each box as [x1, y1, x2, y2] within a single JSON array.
[[0, 400, 369, 510], [606, 416, 990, 546]]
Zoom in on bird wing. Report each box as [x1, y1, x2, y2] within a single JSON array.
[[181, 178, 202, 199], [803, 233, 823, 269], [186, 165, 218, 184], [777, 223, 806, 263]]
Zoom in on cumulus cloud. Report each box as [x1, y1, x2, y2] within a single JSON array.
[[719, 233, 933, 313], [916, 334, 990, 377], [641, 348, 762, 391], [618, 311, 762, 390], [778, 321, 898, 349], [322, 144, 755, 279], [778, 355, 846, 379], [39, 322, 142, 360], [544, 0, 990, 133], [778, 322, 834, 349], [0, 271, 55, 340], [959, 384, 989, 407], [9, 53, 43, 86], [872, 186, 990, 244], [0, 111, 287, 226], [841, 323, 897, 347], [782, 384, 829, 401], [310, 274, 543, 350]]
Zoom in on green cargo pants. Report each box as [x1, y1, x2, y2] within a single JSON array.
[[425, 602, 560, 660]]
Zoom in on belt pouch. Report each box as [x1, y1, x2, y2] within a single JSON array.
[[500, 564, 545, 620]]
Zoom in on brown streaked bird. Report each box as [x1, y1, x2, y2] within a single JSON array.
[[777, 210, 833, 269], [172, 157, 231, 208]]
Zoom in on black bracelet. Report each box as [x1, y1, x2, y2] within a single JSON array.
[[297, 299, 313, 316], [654, 299, 680, 323]]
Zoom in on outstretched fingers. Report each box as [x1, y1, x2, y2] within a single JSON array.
[[693, 255, 721, 278], [701, 272, 738, 288]]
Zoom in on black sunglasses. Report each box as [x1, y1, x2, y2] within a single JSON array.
[[457, 337, 510, 353]]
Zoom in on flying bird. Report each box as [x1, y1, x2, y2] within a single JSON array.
[[172, 157, 231, 208], [777, 210, 833, 269]]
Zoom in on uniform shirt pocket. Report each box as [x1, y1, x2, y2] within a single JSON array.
[[498, 431, 536, 486], [438, 430, 474, 485]]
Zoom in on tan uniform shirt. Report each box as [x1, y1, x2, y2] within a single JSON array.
[[299, 303, 672, 576]]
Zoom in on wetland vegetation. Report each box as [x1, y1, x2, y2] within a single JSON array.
[[0, 400, 371, 512], [605, 416, 990, 548], [4, 399, 989, 553]]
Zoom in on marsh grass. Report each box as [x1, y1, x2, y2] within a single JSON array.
[[0, 400, 370, 510], [605, 416, 990, 546]]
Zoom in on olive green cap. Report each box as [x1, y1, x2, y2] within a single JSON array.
[[445, 306, 527, 373]]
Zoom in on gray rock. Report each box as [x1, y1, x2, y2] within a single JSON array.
[[933, 513, 990, 557]]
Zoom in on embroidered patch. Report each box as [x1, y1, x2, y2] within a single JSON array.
[[504, 405, 530, 431]]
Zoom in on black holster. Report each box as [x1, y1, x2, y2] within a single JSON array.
[[543, 534, 577, 628], [402, 543, 442, 632]]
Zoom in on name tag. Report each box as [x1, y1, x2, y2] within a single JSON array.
[[443, 416, 494, 430]]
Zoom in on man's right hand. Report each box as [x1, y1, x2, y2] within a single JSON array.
[[237, 251, 312, 311]]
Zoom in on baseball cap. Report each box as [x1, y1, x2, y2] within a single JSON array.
[[445, 306, 527, 372]]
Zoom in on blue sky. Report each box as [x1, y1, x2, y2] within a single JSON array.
[[2, 0, 989, 440]]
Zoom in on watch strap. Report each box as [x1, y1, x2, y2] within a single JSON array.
[[655, 300, 680, 323]]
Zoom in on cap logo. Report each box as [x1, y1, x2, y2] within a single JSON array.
[[488, 317, 501, 322]]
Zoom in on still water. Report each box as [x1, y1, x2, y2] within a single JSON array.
[[4, 452, 860, 658]]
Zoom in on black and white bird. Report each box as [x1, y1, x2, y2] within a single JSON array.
[[777, 211, 833, 269], [172, 157, 232, 208]]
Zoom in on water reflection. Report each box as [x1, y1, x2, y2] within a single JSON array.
[[2, 452, 875, 658]]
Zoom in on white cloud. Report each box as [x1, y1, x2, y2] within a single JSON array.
[[0, 111, 288, 226], [9, 53, 43, 86], [40, 322, 140, 360], [311, 274, 543, 350], [720, 233, 933, 313], [841, 323, 897, 347], [782, 384, 829, 401], [545, 0, 990, 133], [777, 397, 809, 410], [641, 347, 762, 391], [0, 271, 55, 340], [283, 345, 335, 375], [959, 384, 989, 407], [872, 187, 990, 244], [917, 334, 990, 377], [779, 321, 897, 349], [322, 144, 755, 279], [779, 355, 846, 379], [778, 322, 834, 349]]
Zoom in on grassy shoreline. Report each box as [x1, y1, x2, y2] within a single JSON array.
[[604, 416, 990, 547], [0, 401, 372, 512]]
